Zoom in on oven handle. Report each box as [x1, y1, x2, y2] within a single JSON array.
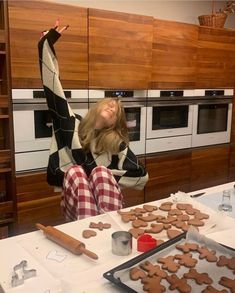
[[147, 98, 232, 107], [122, 102, 146, 108], [13, 102, 88, 111]]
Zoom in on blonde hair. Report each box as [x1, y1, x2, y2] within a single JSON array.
[[78, 98, 129, 154]]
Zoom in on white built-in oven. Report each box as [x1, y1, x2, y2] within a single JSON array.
[[192, 89, 233, 147], [89, 90, 147, 155], [12, 89, 88, 172], [146, 90, 194, 154]]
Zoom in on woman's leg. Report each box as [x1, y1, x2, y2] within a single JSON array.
[[89, 166, 123, 213], [62, 165, 99, 221]]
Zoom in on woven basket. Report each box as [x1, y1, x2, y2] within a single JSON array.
[[198, 12, 227, 28]]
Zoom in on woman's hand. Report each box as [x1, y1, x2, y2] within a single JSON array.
[[40, 19, 69, 38]]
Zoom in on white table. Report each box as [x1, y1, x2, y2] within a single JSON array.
[[1, 182, 235, 293]]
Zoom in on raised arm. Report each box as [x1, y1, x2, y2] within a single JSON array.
[[38, 24, 74, 121]]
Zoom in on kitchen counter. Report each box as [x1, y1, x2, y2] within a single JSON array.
[[0, 181, 235, 293]]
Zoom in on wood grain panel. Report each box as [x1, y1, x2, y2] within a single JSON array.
[[191, 145, 229, 191], [151, 19, 198, 89], [196, 27, 235, 88], [89, 8, 153, 89], [230, 94, 235, 143], [15, 171, 65, 234], [17, 196, 65, 234], [229, 144, 235, 181], [145, 150, 191, 202], [15, 171, 60, 203], [8, 0, 88, 88]]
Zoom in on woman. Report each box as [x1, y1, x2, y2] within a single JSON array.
[[38, 22, 149, 221]]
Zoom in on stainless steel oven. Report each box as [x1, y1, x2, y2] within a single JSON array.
[[12, 89, 88, 172], [192, 89, 233, 147], [146, 90, 194, 154], [89, 90, 147, 155]]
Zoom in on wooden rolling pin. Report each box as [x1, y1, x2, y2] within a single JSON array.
[[36, 223, 98, 260]]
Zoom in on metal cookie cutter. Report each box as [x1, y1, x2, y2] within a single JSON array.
[[11, 260, 37, 287]]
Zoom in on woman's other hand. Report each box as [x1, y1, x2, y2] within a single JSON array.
[[40, 19, 69, 39]]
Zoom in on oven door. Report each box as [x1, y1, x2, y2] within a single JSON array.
[[123, 102, 146, 155], [192, 102, 232, 147], [146, 102, 194, 139], [13, 103, 88, 172]]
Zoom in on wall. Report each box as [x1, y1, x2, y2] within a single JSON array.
[[47, 0, 235, 29]]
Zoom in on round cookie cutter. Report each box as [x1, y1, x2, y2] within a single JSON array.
[[112, 231, 132, 256], [137, 234, 157, 252]]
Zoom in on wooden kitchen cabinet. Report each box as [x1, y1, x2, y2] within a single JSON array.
[[145, 150, 191, 202], [0, 0, 16, 235], [88, 8, 153, 89], [191, 144, 230, 191], [8, 0, 88, 88], [151, 19, 198, 89], [15, 171, 65, 235], [196, 26, 235, 88]]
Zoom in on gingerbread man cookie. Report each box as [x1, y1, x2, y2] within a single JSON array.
[[175, 253, 198, 267], [202, 286, 228, 293], [197, 246, 218, 262], [176, 242, 199, 253], [89, 222, 111, 230], [183, 268, 213, 285], [142, 276, 166, 293], [166, 274, 191, 293], [158, 255, 180, 273], [129, 267, 147, 280], [217, 255, 235, 270], [219, 276, 235, 293], [140, 261, 167, 278]]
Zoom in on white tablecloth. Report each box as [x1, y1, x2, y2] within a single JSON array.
[[0, 181, 235, 293]]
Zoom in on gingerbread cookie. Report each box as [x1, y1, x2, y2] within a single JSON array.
[[202, 286, 228, 293], [217, 255, 235, 270], [176, 242, 199, 253], [138, 213, 159, 222], [187, 218, 205, 227], [145, 223, 164, 234], [183, 268, 213, 285], [159, 202, 173, 211], [129, 267, 147, 280], [158, 255, 180, 273], [141, 276, 166, 293], [82, 229, 97, 239], [175, 253, 198, 267], [167, 229, 182, 239], [129, 228, 145, 239], [219, 276, 235, 293], [166, 274, 191, 293], [140, 261, 167, 278], [185, 206, 200, 215], [143, 204, 158, 212], [132, 219, 148, 228], [120, 214, 136, 223], [168, 209, 183, 216], [177, 214, 190, 221], [176, 203, 193, 210], [89, 222, 111, 230], [194, 211, 209, 220], [197, 246, 218, 262], [158, 216, 178, 224]]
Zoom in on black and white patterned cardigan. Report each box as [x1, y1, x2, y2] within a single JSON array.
[[38, 29, 149, 189]]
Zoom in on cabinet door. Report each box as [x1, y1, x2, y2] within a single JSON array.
[[15, 171, 65, 234], [8, 0, 88, 88], [145, 150, 191, 202], [89, 8, 153, 89], [196, 27, 235, 88], [151, 19, 198, 89], [191, 145, 229, 191]]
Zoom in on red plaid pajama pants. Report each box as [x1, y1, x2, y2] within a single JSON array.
[[61, 165, 123, 221]]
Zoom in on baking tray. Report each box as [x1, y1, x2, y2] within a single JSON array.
[[103, 232, 186, 293], [103, 230, 235, 293]]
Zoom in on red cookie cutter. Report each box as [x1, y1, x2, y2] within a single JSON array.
[[137, 234, 157, 252]]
